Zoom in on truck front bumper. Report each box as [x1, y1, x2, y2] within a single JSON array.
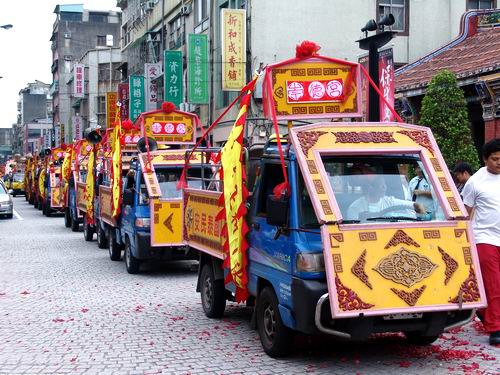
[[136, 232, 197, 261]]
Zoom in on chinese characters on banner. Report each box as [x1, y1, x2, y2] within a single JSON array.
[[72, 115, 82, 140], [54, 125, 61, 147], [60, 124, 65, 145], [145, 63, 162, 111], [188, 34, 209, 104], [164, 50, 183, 107], [358, 48, 395, 122], [106, 92, 118, 127], [378, 48, 395, 122], [73, 64, 85, 98], [43, 130, 51, 150], [118, 83, 129, 120], [221, 9, 246, 91], [129, 76, 145, 122]]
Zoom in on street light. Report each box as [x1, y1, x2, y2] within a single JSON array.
[[357, 14, 396, 121], [0, 24, 13, 30]]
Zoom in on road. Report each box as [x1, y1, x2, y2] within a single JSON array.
[[0, 197, 498, 374]]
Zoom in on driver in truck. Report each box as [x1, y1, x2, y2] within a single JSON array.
[[347, 174, 426, 221]]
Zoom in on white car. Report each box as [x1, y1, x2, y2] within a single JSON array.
[[0, 180, 13, 219]]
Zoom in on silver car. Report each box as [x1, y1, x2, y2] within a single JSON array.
[[0, 180, 13, 219]]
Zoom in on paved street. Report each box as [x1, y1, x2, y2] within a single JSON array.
[[0, 197, 498, 375]]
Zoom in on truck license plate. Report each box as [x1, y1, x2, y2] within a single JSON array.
[[383, 313, 423, 320]]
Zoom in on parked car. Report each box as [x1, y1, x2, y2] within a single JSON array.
[[0, 180, 13, 219]]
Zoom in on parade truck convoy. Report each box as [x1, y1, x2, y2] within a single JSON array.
[[84, 106, 204, 274], [179, 47, 487, 357], [41, 147, 66, 217]]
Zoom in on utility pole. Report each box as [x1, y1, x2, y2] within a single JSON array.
[[357, 14, 396, 121]]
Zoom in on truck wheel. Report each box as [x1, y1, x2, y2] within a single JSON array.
[[71, 213, 80, 232], [404, 332, 440, 345], [38, 200, 43, 210], [96, 221, 108, 249], [108, 230, 122, 261], [257, 286, 293, 358], [64, 208, 71, 228], [83, 217, 94, 241], [6, 213, 13, 219], [124, 238, 140, 274], [45, 199, 51, 217], [200, 263, 226, 318]]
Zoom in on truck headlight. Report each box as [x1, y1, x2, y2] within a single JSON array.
[[296, 252, 325, 273], [135, 218, 150, 228]]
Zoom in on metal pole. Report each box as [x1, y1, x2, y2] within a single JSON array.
[[109, 47, 112, 92], [368, 43, 379, 122]]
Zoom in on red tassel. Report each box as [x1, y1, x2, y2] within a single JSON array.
[[176, 170, 187, 190], [295, 40, 321, 58], [273, 181, 288, 198], [122, 119, 134, 130], [161, 101, 176, 113]]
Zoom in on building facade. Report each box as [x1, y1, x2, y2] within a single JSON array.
[[11, 81, 52, 155], [50, 4, 121, 144]]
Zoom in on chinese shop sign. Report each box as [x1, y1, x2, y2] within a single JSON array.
[[118, 83, 129, 120], [72, 115, 82, 140], [145, 63, 162, 111], [106, 92, 118, 127], [188, 34, 209, 104], [164, 50, 183, 107], [73, 64, 85, 98], [221, 9, 246, 91], [129, 75, 145, 122]]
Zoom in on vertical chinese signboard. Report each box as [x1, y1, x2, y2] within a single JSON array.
[[129, 76, 145, 122], [164, 50, 183, 107], [358, 48, 395, 122], [145, 63, 162, 111], [118, 83, 129, 120], [188, 34, 209, 104], [378, 48, 395, 122], [72, 115, 82, 140], [106, 92, 118, 127], [221, 9, 246, 91], [74, 64, 85, 98]]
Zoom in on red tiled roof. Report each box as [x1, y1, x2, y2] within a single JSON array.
[[395, 26, 500, 92]]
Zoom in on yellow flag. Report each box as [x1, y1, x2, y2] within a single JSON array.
[[39, 169, 46, 199], [85, 147, 95, 223], [111, 122, 122, 218]]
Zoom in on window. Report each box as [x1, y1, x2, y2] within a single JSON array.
[[60, 12, 82, 22], [318, 154, 445, 223], [467, 0, 495, 9], [195, 0, 210, 32], [96, 35, 107, 47], [97, 96, 106, 114], [256, 163, 286, 216], [378, 0, 407, 33], [89, 13, 108, 24], [169, 17, 183, 49]]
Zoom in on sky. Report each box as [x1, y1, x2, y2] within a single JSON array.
[[0, 0, 120, 129]]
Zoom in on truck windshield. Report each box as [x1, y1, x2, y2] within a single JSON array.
[[154, 167, 205, 199], [320, 154, 446, 223], [13, 173, 24, 182]]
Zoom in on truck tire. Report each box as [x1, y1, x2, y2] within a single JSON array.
[[64, 208, 71, 228], [108, 230, 122, 261], [124, 238, 140, 274], [44, 199, 51, 217], [256, 286, 293, 358], [404, 331, 440, 345], [83, 217, 94, 241], [71, 213, 80, 232], [200, 263, 226, 318], [96, 221, 108, 249], [6, 213, 13, 219], [38, 200, 43, 210]]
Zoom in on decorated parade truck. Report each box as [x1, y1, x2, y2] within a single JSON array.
[[93, 105, 204, 274], [41, 147, 66, 217], [181, 45, 487, 357]]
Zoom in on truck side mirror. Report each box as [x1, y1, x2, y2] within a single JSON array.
[[266, 195, 289, 227], [123, 189, 134, 206]]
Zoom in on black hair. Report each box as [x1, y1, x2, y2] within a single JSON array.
[[453, 162, 474, 175], [482, 138, 500, 160]]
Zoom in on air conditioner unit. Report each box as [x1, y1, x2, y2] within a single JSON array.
[[63, 55, 72, 61], [64, 32, 71, 39], [145, 1, 155, 11], [180, 4, 192, 16]]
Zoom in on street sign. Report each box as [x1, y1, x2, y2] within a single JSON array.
[[188, 34, 209, 104], [129, 75, 145, 122]]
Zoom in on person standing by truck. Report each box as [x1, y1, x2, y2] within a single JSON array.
[[409, 164, 434, 214], [453, 162, 474, 196], [462, 138, 500, 346]]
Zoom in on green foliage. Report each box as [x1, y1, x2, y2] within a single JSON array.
[[419, 70, 480, 170]]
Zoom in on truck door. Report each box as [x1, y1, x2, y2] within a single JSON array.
[[249, 161, 293, 284]]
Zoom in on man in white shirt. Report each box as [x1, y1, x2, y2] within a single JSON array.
[[408, 165, 434, 213], [347, 175, 425, 221], [462, 138, 500, 345]]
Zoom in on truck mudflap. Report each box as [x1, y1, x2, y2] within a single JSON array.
[[321, 223, 486, 319], [150, 198, 183, 247], [182, 188, 225, 259]]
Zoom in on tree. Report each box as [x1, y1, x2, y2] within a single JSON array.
[[419, 70, 480, 170]]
